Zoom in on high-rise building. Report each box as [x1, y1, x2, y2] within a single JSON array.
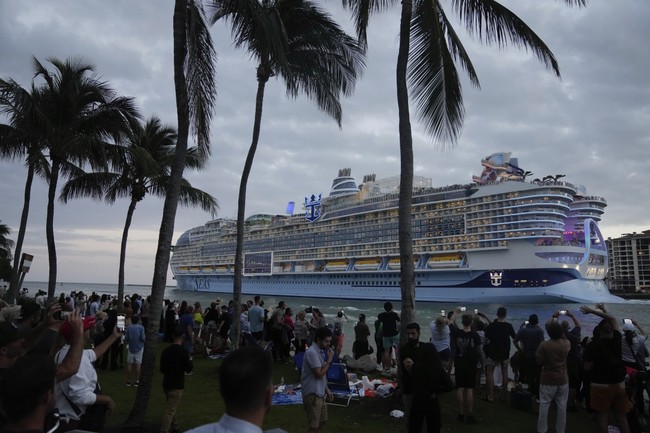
[[606, 230, 650, 293]]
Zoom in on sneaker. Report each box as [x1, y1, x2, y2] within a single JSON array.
[[125, 382, 131, 387], [134, 381, 139, 387]]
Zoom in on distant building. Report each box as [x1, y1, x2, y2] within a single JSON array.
[[606, 230, 650, 293]]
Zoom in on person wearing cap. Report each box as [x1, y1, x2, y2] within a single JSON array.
[[581, 305, 631, 433], [54, 314, 122, 431], [515, 313, 545, 399]]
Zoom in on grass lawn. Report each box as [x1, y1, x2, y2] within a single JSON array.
[[99, 343, 600, 433]]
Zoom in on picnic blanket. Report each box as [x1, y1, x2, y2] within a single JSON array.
[[272, 384, 303, 405]]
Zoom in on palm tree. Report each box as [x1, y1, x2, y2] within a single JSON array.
[[208, 0, 365, 348], [0, 221, 13, 282], [126, 0, 217, 426], [29, 56, 139, 301], [0, 77, 49, 302], [343, 0, 586, 327], [60, 117, 218, 311]]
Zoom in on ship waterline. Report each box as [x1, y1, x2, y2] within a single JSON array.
[[170, 153, 621, 304]]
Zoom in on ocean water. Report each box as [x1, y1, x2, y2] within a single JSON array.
[[22, 280, 650, 355]]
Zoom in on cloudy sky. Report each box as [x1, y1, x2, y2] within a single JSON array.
[[1, 1, 648, 286]]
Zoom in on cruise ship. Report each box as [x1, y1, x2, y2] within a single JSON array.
[[170, 153, 621, 303]]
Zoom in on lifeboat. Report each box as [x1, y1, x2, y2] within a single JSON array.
[[426, 254, 463, 268], [354, 258, 380, 271], [325, 260, 349, 271]]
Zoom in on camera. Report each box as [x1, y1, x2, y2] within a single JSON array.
[[559, 310, 567, 315], [117, 315, 126, 331], [54, 310, 71, 321]]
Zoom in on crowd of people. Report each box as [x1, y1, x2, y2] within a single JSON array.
[[1, 290, 649, 433], [394, 304, 649, 433]]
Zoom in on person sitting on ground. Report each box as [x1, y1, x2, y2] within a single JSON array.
[[185, 346, 287, 433]]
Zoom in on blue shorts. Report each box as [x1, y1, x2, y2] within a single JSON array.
[[382, 334, 400, 348]]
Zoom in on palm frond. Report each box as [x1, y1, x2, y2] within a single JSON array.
[[341, 0, 398, 48], [277, 0, 366, 126], [60, 171, 123, 203], [409, 0, 465, 144], [186, 0, 218, 156], [449, 0, 573, 77]]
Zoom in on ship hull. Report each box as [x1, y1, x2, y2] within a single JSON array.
[[173, 269, 622, 304]]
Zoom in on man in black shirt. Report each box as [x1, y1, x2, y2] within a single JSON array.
[[484, 306, 519, 402], [377, 302, 400, 371], [400, 322, 442, 433], [582, 307, 631, 433], [160, 325, 194, 433]]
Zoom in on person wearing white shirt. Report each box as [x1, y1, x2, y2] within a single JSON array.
[[185, 346, 287, 433]]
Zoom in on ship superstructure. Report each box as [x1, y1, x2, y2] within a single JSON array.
[[170, 153, 619, 303]]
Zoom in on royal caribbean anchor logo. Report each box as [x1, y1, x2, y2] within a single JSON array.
[[489, 271, 503, 287], [305, 194, 322, 222]]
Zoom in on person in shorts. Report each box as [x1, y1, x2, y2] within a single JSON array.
[[125, 315, 145, 386], [483, 306, 519, 402], [301, 327, 334, 433], [377, 301, 401, 371], [582, 308, 631, 433]]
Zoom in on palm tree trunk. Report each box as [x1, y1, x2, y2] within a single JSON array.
[[46, 161, 60, 302], [6, 164, 34, 303], [232, 71, 268, 350], [125, 0, 190, 426], [117, 198, 138, 312], [396, 0, 416, 332]]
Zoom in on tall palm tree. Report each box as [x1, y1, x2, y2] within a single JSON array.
[[208, 0, 365, 348], [30, 56, 139, 301], [342, 0, 586, 327], [0, 221, 13, 282], [0, 77, 50, 302], [60, 116, 218, 311], [126, 0, 217, 425]]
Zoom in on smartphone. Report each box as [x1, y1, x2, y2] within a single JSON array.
[[54, 310, 70, 321], [460, 307, 467, 312], [559, 310, 567, 315], [524, 320, 529, 325], [474, 308, 479, 315], [117, 315, 126, 331], [440, 309, 446, 317], [624, 318, 632, 325]]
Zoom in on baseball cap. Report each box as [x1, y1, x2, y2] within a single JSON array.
[[623, 322, 635, 332], [59, 316, 96, 342], [19, 301, 42, 320], [0, 322, 21, 347]]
